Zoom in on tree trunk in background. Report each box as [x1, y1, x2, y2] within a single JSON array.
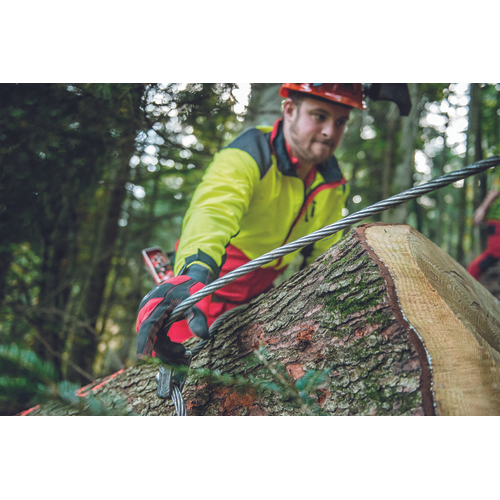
[[243, 84, 283, 129], [26, 224, 500, 416], [65, 149, 132, 384], [455, 179, 468, 264], [32, 166, 81, 376], [387, 83, 422, 224], [95, 166, 162, 377], [434, 134, 448, 249], [470, 84, 486, 254], [63, 85, 147, 384], [380, 104, 399, 222], [0, 250, 12, 305], [457, 84, 482, 266]]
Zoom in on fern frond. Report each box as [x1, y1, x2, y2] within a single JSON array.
[[0, 344, 58, 385]]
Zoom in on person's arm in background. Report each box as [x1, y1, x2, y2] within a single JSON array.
[[473, 189, 500, 226]]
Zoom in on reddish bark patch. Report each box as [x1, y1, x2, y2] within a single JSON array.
[[75, 369, 125, 397], [19, 405, 40, 416], [20, 368, 127, 414], [212, 385, 262, 416], [248, 407, 267, 416], [355, 323, 381, 338], [286, 363, 305, 380], [317, 387, 331, 405], [297, 325, 315, 343], [240, 323, 279, 352]]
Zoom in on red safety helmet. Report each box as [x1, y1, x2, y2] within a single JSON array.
[[279, 83, 366, 110]]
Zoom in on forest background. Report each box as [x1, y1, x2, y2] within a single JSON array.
[[1, 82, 500, 416]]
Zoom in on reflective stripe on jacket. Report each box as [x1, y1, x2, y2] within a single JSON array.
[[173, 119, 349, 280]]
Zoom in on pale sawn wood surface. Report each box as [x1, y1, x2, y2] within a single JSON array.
[[364, 224, 500, 416]]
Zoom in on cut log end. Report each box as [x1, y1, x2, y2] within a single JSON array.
[[362, 223, 500, 416]]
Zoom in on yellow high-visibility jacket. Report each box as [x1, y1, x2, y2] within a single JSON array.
[[174, 119, 349, 286]]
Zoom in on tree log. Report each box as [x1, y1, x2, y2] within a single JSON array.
[[24, 223, 500, 416]]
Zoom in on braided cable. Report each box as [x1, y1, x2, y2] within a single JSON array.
[[164, 155, 500, 415], [167, 156, 500, 327], [165, 156, 500, 329], [170, 385, 186, 416], [167, 307, 247, 415]]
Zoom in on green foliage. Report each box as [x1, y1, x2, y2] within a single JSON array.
[[189, 344, 332, 415], [0, 343, 134, 415], [1, 340, 333, 416], [0, 343, 58, 384], [0, 83, 244, 389]]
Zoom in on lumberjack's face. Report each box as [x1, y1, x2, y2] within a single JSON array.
[[283, 96, 351, 167]]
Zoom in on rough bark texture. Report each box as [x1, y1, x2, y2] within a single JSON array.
[[23, 224, 500, 416]]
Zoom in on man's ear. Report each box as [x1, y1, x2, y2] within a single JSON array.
[[282, 98, 297, 121]]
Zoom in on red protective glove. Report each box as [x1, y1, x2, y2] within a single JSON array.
[[136, 264, 213, 363]]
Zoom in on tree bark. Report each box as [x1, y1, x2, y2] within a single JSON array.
[[24, 224, 500, 416]]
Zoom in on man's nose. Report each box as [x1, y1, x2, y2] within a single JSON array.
[[321, 119, 335, 138]]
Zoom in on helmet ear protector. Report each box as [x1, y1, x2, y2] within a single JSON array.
[[363, 83, 412, 116], [279, 83, 411, 116]]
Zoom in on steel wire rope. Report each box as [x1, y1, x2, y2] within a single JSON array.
[[160, 155, 500, 416], [162, 306, 246, 415], [166, 155, 500, 329], [171, 385, 186, 416]]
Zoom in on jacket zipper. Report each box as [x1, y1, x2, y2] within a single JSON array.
[[281, 179, 347, 265], [274, 180, 337, 268], [284, 180, 344, 244]]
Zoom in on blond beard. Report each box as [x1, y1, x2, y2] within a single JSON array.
[[289, 120, 335, 166]]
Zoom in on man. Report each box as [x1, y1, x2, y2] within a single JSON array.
[[136, 83, 365, 363], [467, 167, 500, 280]]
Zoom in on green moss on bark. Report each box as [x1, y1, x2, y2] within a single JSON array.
[[307, 233, 423, 415]]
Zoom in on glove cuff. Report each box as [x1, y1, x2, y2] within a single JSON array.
[[179, 249, 219, 282], [184, 263, 215, 285]]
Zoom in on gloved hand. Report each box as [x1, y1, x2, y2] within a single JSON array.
[[136, 264, 214, 364]]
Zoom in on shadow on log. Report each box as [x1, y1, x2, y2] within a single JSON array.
[[23, 224, 500, 416]]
